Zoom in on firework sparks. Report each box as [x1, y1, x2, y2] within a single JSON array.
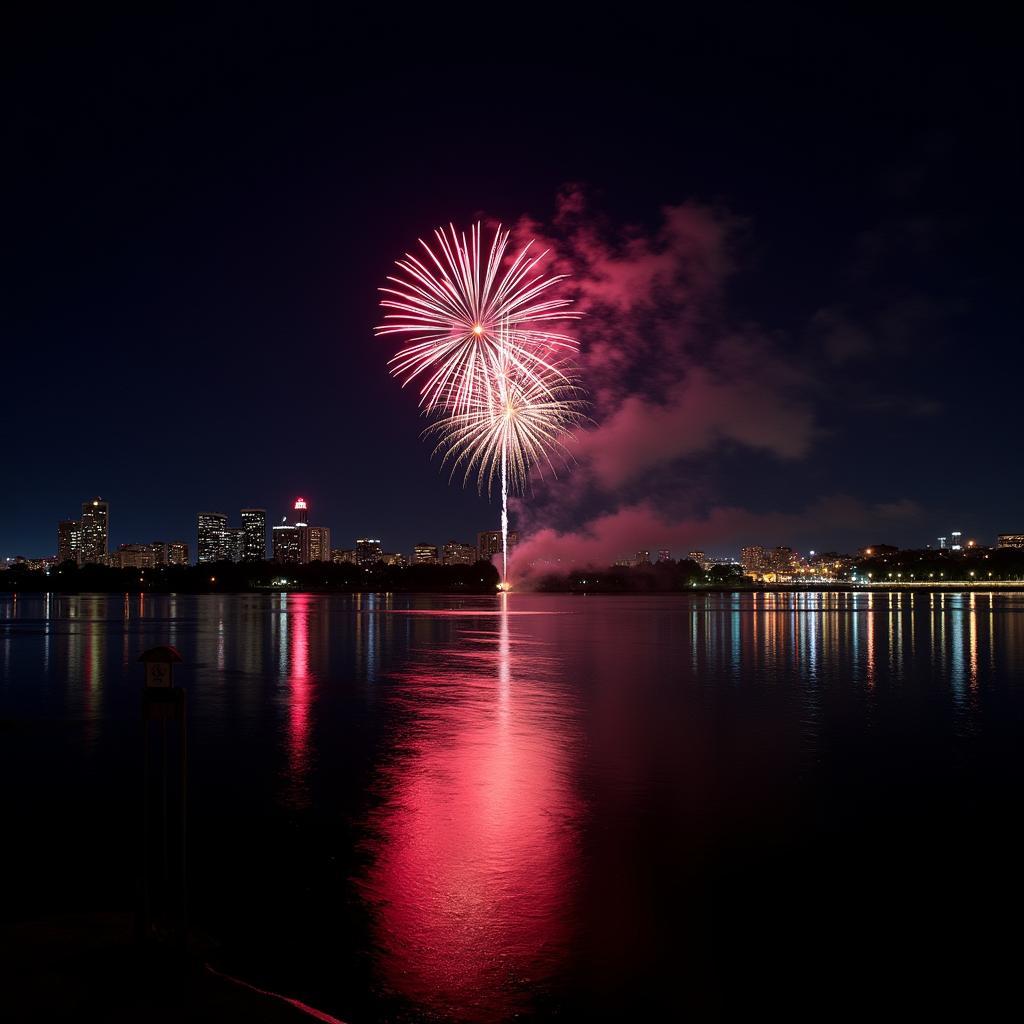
[[376, 222, 581, 413], [425, 361, 588, 498], [424, 357, 587, 581], [378, 223, 588, 585]]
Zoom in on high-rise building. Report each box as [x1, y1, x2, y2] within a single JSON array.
[[938, 536, 948, 550], [658, 549, 673, 563], [741, 545, 768, 576], [272, 522, 301, 563], [382, 552, 407, 567], [79, 498, 109, 563], [951, 531, 963, 551], [57, 520, 81, 564], [197, 512, 228, 563], [442, 541, 476, 565], [290, 497, 331, 563], [224, 527, 246, 563], [635, 550, 651, 566], [998, 534, 1024, 549], [331, 548, 356, 565], [356, 538, 383, 567], [306, 526, 331, 563], [477, 530, 518, 562], [413, 543, 439, 565], [241, 508, 267, 560], [687, 550, 707, 568]]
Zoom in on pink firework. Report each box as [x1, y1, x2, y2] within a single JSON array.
[[376, 222, 580, 412]]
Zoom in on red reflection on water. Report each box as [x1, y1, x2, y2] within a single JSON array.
[[285, 593, 314, 807], [362, 601, 580, 1022]]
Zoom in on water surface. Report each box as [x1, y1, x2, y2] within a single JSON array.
[[2, 591, 1023, 1020]]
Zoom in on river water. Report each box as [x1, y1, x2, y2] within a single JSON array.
[[2, 591, 1023, 1020]]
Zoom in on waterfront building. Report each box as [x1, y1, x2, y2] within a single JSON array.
[[413, 542, 438, 565], [116, 543, 156, 569], [79, 498, 109, 563], [152, 540, 189, 566], [197, 512, 228, 563], [478, 530, 518, 562], [356, 538, 383, 567], [167, 541, 189, 565], [306, 526, 332, 563], [998, 534, 1024, 549], [687, 550, 707, 568], [57, 520, 81, 563], [241, 508, 267, 560], [741, 545, 768, 576], [291, 498, 310, 562], [224, 526, 246, 563], [442, 541, 476, 565], [272, 522, 301, 563]]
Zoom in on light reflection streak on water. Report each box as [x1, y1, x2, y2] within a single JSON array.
[[969, 592, 979, 694], [362, 601, 580, 1022], [950, 594, 965, 703], [277, 593, 289, 678], [730, 593, 741, 682], [283, 593, 314, 807], [866, 592, 876, 690]]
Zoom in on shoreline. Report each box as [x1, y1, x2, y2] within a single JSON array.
[[3, 582, 1024, 597]]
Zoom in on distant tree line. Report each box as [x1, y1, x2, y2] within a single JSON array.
[[5, 547, 1024, 594], [532, 560, 750, 593], [1, 559, 501, 594]]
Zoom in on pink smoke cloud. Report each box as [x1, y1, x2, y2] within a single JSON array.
[[501, 189, 900, 575], [569, 367, 816, 491], [509, 496, 924, 577]]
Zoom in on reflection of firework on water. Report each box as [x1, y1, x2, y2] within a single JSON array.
[[377, 222, 588, 585], [376, 222, 580, 413]]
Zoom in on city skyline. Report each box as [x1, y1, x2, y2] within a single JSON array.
[[4, 488, 1021, 573], [6, 29, 1019, 565]]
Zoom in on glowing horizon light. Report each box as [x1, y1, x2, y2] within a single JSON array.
[[376, 222, 581, 414]]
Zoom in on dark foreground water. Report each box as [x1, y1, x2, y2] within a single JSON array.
[[2, 591, 1024, 1021]]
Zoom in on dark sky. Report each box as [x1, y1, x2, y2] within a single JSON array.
[[4, 15, 1019, 561]]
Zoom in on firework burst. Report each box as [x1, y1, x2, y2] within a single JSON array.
[[376, 222, 580, 413], [378, 222, 588, 586], [426, 361, 588, 498]]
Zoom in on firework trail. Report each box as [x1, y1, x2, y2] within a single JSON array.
[[376, 222, 581, 413], [425, 360, 588, 580], [378, 223, 587, 585]]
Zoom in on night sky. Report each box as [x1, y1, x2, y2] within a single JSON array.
[[5, 16, 1019, 563]]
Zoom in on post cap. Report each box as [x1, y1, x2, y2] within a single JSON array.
[[138, 645, 183, 664]]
